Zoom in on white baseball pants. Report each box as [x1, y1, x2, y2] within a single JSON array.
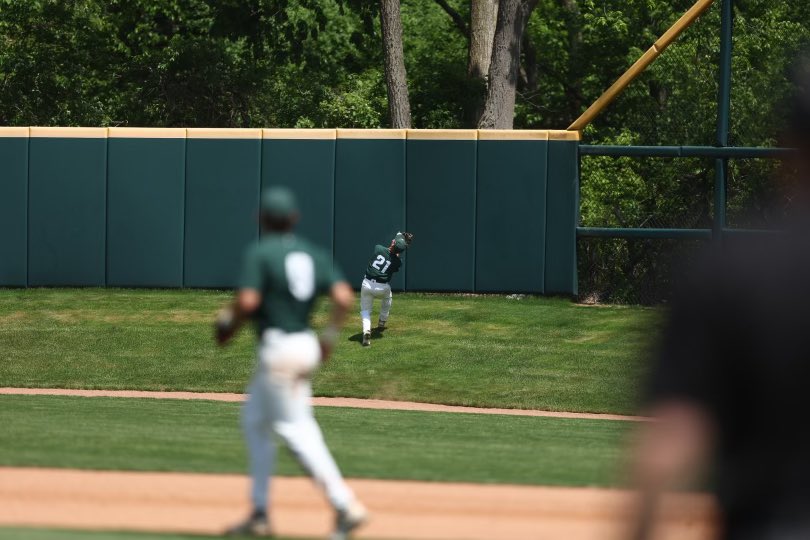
[[242, 329, 354, 513], [360, 278, 392, 333]]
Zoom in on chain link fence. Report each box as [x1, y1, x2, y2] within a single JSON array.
[[577, 0, 810, 304], [578, 237, 708, 305]]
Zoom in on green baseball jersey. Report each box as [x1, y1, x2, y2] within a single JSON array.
[[364, 244, 401, 283], [239, 233, 344, 334]]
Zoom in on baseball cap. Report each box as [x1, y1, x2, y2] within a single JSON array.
[[261, 187, 298, 218]]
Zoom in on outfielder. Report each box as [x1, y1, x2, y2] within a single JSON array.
[[215, 187, 367, 539], [360, 232, 413, 347]]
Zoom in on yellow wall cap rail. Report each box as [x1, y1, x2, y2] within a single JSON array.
[[407, 129, 478, 140], [263, 129, 337, 140], [187, 128, 262, 139], [2, 127, 582, 141], [108, 127, 186, 138], [479, 130, 549, 141], [337, 128, 407, 139], [0, 127, 30, 137], [547, 130, 581, 141], [30, 127, 108, 138]]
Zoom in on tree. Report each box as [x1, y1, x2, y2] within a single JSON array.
[[478, 0, 538, 128], [467, 0, 499, 124], [468, 0, 498, 80], [0, 0, 120, 126], [379, 0, 412, 127]]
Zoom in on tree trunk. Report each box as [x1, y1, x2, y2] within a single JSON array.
[[477, 0, 537, 129], [380, 0, 411, 128], [464, 0, 499, 126], [468, 0, 498, 80]]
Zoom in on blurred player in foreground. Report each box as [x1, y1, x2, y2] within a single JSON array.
[[215, 187, 368, 539], [359, 232, 412, 346], [632, 54, 810, 540]]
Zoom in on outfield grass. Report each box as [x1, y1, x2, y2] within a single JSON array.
[[0, 289, 658, 413], [0, 529, 261, 540], [0, 395, 632, 487]]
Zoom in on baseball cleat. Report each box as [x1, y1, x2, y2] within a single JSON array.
[[377, 320, 386, 330], [331, 501, 369, 540], [362, 332, 371, 347], [225, 509, 271, 537]]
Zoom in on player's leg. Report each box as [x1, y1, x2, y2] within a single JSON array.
[[379, 284, 393, 328], [275, 379, 367, 538], [359, 279, 374, 346], [275, 377, 368, 538], [275, 377, 355, 509], [268, 332, 367, 534], [227, 377, 274, 535], [244, 379, 276, 513]]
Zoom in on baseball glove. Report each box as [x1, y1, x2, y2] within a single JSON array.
[[401, 232, 414, 245]]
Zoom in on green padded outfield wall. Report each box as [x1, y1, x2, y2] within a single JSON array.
[[334, 130, 407, 290], [406, 130, 477, 291], [107, 128, 186, 287], [475, 132, 549, 293], [184, 129, 262, 288], [261, 129, 335, 253], [2, 128, 581, 295], [545, 139, 579, 295], [0, 128, 28, 286], [28, 127, 107, 286]]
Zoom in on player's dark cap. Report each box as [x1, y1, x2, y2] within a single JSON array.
[[261, 187, 298, 218]]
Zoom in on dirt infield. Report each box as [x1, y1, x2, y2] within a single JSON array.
[[0, 388, 647, 422], [0, 467, 715, 540]]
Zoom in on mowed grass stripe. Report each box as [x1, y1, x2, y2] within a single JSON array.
[[0, 289, 657, 414], [0, 395, 632, 487]]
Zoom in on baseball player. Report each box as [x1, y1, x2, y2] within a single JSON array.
[[215, 187, 368, 539], [359, 232, 413, 346]]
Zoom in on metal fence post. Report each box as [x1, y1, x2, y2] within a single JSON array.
[[714, 0, 734, 240]]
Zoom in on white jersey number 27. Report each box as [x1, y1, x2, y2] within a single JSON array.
[[285, 252, 316, 301], [372, 255, 391, 273]]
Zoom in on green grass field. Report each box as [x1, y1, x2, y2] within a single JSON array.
[[0, 395, 632, 487], [0, 289, 657, 414], [0, 529, 288, 540]]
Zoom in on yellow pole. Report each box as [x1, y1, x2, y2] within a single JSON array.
[[567, 0, 715, 132]]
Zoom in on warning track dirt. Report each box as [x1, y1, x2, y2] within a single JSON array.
[[0, 388, 647, 422], [0, 467, 715, 540]]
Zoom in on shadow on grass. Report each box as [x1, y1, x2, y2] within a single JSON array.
[[347, 327, 387, 343]]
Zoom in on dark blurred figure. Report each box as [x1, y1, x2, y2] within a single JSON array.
[[633, 53, 810, 540]]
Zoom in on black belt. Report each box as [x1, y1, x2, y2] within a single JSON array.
[[365, 276, 387, 283]]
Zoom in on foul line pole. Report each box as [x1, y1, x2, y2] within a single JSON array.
[[567, 0, 715, 132]]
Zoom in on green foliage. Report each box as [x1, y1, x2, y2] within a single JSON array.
[[0, 0, 119, 125], [315, 70, 387, 127], [0, 0, 384, 127], [401, 0, 468, 127]]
